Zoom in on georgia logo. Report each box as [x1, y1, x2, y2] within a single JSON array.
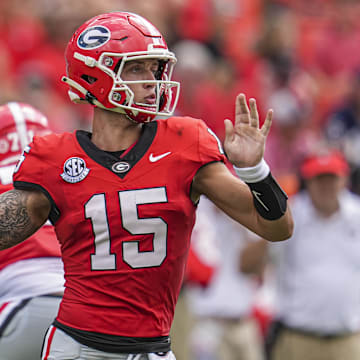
[[77, 26, 111, 49], [61, 157, 90, 183], [112, 161, 130, 173]]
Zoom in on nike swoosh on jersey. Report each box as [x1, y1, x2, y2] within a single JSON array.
[[149, 152, 171, 162]]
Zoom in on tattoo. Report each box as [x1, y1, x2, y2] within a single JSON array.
[[0, 190, 37, 250]]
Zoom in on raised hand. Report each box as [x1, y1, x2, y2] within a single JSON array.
[[223, 93, 272, 168]]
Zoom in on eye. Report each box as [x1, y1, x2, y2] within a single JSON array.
[[131, 65, 142, 73], [122, 63, 143, 74]]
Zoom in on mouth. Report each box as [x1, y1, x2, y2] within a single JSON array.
[[144, 95, 156, 105]]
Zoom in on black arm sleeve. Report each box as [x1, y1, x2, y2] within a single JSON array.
[[246, 173, 288, 220]]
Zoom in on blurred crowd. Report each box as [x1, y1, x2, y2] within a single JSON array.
[[2, 0, 360, 193], [2, 1, 360, 358]]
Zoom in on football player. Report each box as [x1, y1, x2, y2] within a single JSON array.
[[0, 12, 293, 360], [0, 102, 64, 360]]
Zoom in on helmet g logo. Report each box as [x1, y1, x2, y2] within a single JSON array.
[[77, 26, 111, 49]]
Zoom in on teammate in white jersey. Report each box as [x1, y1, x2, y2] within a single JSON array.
[[0, 102, 64, 360]]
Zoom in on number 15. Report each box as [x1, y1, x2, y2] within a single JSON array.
[[85, 187, 168, 270]]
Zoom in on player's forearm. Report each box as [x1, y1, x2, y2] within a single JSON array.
[[215, 194, 293, 242], [200, 171, 293, 242], [254, 206, 293, 242], [232, 160, 293, 241], [226, 185, 293, 242], [0, 190, 40, 250]]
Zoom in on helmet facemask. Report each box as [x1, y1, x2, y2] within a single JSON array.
[[62, 12, 181, 123], [109, 51, 180, 122], [63, 49, 180, 123]]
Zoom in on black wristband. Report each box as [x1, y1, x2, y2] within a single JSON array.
[[246, 173, 288, 220]]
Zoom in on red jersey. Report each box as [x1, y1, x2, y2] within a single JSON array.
[[13, 116, 225, 338], [0, 166, 60, 271]]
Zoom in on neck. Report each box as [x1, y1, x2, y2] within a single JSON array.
[[314, 201, 340, 218], [91, 108, 143, 151]]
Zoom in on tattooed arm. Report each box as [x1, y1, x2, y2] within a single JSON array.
[[0, 189, 51, 250]]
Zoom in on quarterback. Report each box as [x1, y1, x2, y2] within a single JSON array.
[[0, 12, 293, 360]]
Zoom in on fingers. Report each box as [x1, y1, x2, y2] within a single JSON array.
[[235, 93, 272, 135], [224, 119, 234, 141], [249, 98, 259, 128], [235, 94, 259, 128], [260, 109, 273, 137], [235, 94, 250, 125]]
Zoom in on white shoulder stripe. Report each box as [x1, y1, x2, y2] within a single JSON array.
[[7, 102, 28, 152]]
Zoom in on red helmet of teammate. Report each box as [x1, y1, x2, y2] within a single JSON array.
[[62, 12, 180, 123], [0, 102, 50, 166]]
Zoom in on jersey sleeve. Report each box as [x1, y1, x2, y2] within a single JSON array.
[[12, 135, 61, 223], [196, 118, 226, 164]]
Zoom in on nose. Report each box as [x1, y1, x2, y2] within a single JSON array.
[[143, 70, 156, 89]]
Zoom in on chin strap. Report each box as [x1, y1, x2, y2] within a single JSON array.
[[61, 76, 126, 113], [61, 76, 153, 124]]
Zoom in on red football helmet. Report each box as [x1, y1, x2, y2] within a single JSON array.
[[62, 12, 180, 123], [0, 102, 50, 166]]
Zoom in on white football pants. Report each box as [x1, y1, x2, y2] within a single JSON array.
[[41, 325, 176, 360], [0, 295, 62, 360]]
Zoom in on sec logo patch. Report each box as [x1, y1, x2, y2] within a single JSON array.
[[61, 157, 90, 183]]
